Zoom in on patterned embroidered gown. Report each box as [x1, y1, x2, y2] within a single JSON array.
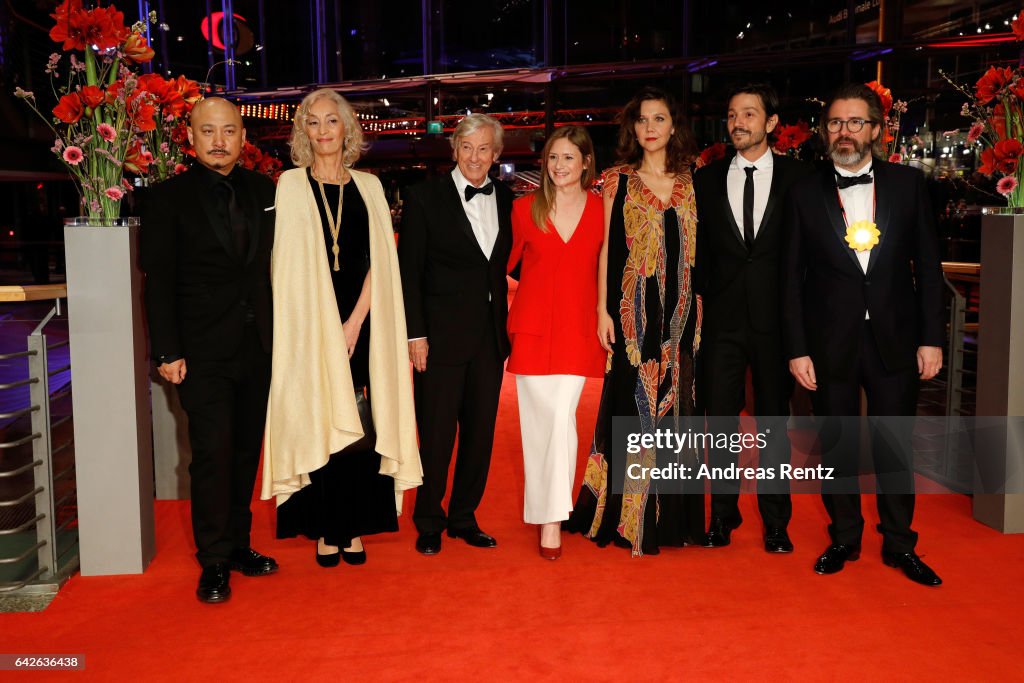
[[567, 165, 704, 556]]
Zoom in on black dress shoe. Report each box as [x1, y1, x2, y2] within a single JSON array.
[[197, 563, 231, 603], [813, 544, 860, 574], [416, 531, 442, 555], [702, 517, 740, 548], [229, 547, 279, 576], [341, 548, 367, 565], [764, 527, 794, 553], [882, 551, 942, 586], [447, 526, 497, 548]]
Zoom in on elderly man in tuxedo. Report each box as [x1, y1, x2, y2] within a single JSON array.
[[398, 114, 514, 555], [141, 97, 278, 603], [695, 83, 809, 553], [782, 83, 945, 586]]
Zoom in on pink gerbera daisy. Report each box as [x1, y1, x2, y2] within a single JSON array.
[[104, 187, 125, 201], [889, 153, 902, 163], [967, 122, 985, 144], [997, 175, 1018, 197], [97, 123, 117, 142], [62, 146, 84, 165]]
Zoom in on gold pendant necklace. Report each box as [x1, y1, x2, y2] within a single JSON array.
[[315, 178, 344, 271]]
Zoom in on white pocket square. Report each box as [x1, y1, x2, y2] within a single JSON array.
[[264, 205, 275, 212]]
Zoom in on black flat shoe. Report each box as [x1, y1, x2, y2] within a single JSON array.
[[764, 527, 794, 553], [813, 544, 860, 574], [882, 550, 942, 586], [447, 526, 497, 548], [197, 563, 231, 603], [341, 549, 366, 565], [316, 547, 340, 567], [229, 547, 278, 576]]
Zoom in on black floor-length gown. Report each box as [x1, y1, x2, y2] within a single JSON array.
[[566, 165, 705, 556], [275, 170, 398, 548]]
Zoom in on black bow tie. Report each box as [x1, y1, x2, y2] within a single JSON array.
[[835, 172, 873, 190], [464, 182, 494, 201]]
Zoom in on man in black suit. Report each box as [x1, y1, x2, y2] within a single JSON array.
[[782, 83, 945, 586], [695, 83, 808, 553], [398, 114, 513, 555], [141, 97, 278, 603]]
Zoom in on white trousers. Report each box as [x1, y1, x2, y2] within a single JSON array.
[[516, 374, 587, 524]]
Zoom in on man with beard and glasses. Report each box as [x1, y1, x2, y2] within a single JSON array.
[[781, 83, 945, 586], [141, 98, 278, 603], [694, 83, 810, 553]]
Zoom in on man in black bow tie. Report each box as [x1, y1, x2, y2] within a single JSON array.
[[398, 114, 514, 555], [781, 83, 945, 586]]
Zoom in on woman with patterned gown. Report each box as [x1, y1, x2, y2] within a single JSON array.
[[567, 87, 705, 556]]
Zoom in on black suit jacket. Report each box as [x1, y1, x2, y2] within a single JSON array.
[[695, 153, 810, 337], [398, 172, 513, 365], [781, 160, 945, 378], [140, 165, 275, 363]]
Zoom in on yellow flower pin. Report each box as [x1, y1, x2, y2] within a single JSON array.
[[844, 220, 880, 252]]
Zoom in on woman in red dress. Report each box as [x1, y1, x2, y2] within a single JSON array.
[[507, 126, 606, 559]]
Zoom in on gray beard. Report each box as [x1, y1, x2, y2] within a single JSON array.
[[828, 139, 870, 167]]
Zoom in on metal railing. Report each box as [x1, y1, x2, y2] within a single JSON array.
[[0, 285, 77, 594]]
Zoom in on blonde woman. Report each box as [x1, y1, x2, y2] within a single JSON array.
[[507, 126, 605, 559], [261, 89, 421, 566]]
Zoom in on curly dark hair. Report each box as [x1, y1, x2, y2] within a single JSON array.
[[615, 86, 697, 173]]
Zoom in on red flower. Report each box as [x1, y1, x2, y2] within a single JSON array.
[[122, 32, 155, 64], [773, 121, 811, 154], [52, 93, 83, 123], [994, 139, 1023, 174], [979, 148, 998, 176], [174, 76, 203, 109], [79, 84, 104, 110], [1013, 13, 1024, 42], [696, 142, 727, 168], [992, 103, 1007, 141], [49, 1, 128, 52], [126, 90, 157, 132], [123, 141, 153, 174], [240, 141, 263, 169], [170, 120, 189, 145], [888, 153, 902, 163], [976, 66, 1015, 105], [866, 81, 893, 117]]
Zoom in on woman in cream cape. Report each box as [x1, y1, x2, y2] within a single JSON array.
[[261, 89, 421, 566]]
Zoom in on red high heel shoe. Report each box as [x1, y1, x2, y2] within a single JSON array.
[[538, 526, 562, 560]]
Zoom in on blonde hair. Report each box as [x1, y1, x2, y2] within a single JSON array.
[[531, 126, 596, 233], [450, 113, 504, 156], [289, 89, 367, 168]]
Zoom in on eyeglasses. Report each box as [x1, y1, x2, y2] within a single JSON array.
[[825, 118, 876, 133]]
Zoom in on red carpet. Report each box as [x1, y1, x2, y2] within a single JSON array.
[[5, 375, 1024, 680]]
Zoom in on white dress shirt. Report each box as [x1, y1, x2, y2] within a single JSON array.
[[451, 166, 498, 259], [835, 160, 874, 319], [834, 160, 874, 274], [727, 148, 774, 241]]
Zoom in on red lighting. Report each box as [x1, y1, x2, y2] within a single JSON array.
[[36, 183, 43, 189], [200, 12, 247, 50], [927, 33, 1016, 49]]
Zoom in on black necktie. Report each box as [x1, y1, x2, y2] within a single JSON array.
[[217, 179, 250, 259], [464, 182, 494, 202], [835, 172, 873, 190], [742, 166, 756, 251]]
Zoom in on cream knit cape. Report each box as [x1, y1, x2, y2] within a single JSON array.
[[260, 167, 422, 510]]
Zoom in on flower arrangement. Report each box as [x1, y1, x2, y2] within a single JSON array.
[[13, 0, 202, 219], [695, 142, 727, 169], [942, 17, 1024, 206]]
